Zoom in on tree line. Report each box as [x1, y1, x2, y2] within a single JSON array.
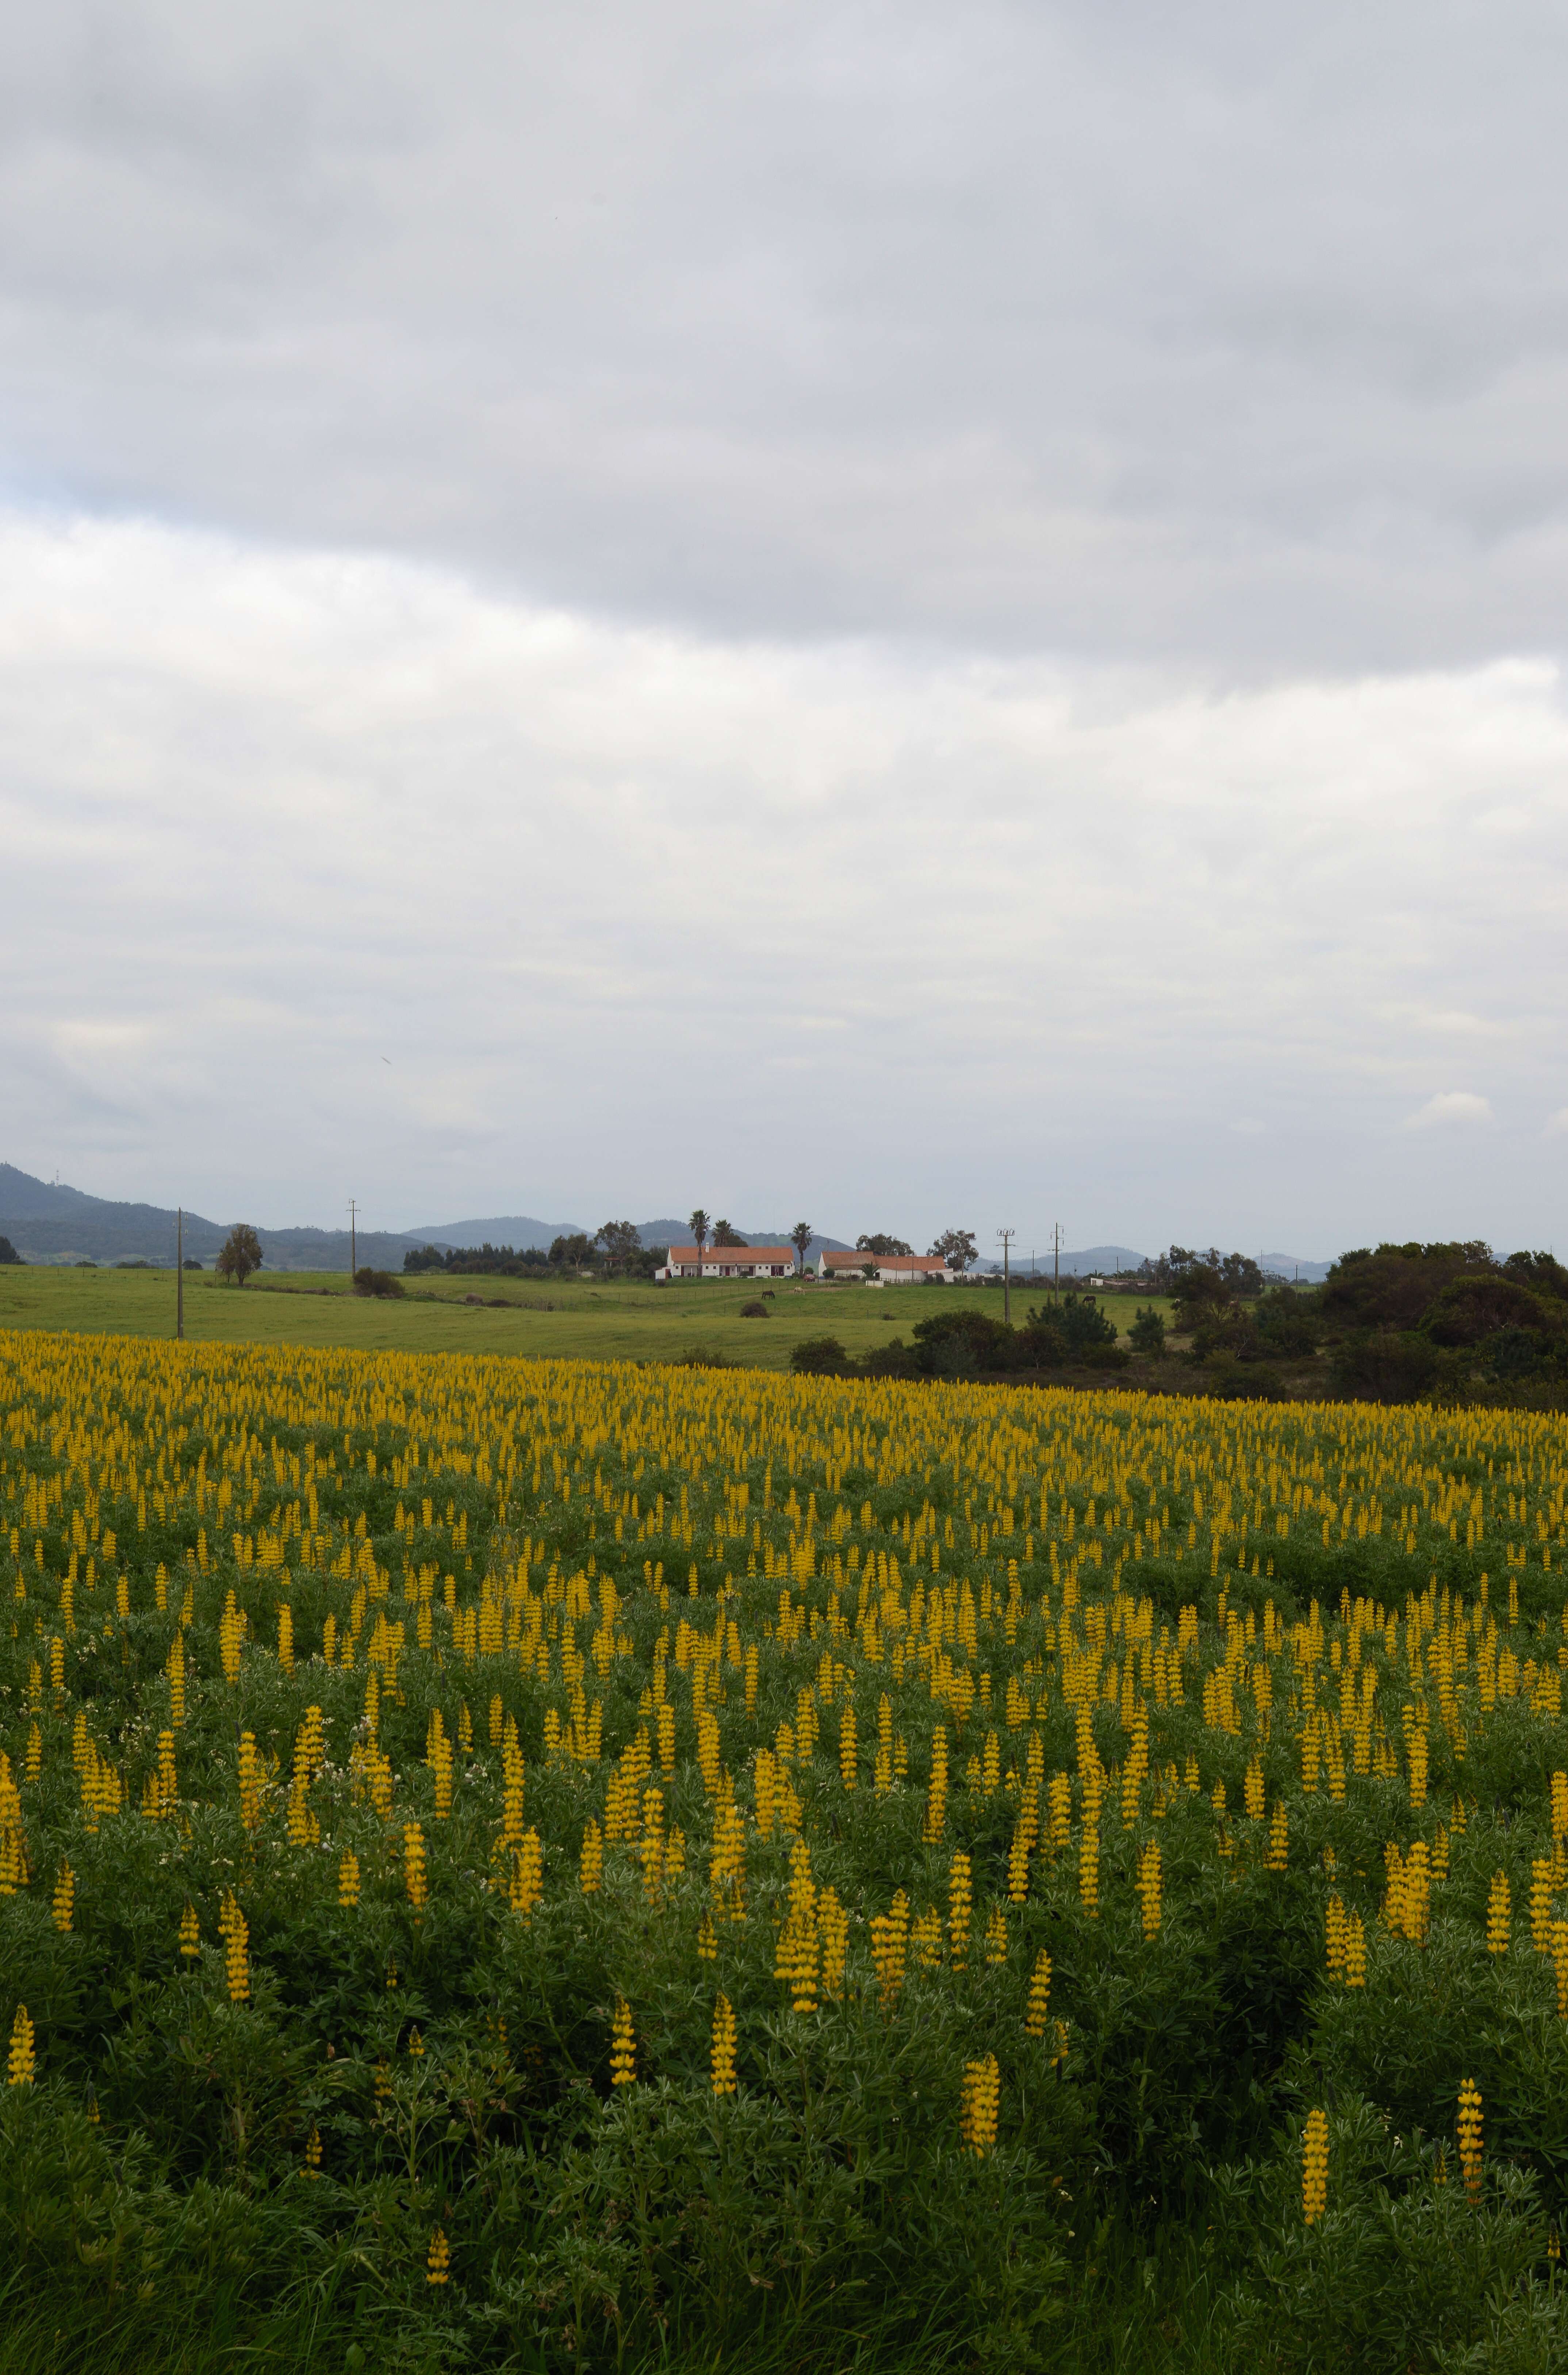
[[792, 1293, 1126, 1384], [403, 1227, 668, 1280]]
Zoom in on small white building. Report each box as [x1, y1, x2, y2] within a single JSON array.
[[817, 1251, 955, 1285], [658, 1244, 795, 1281]]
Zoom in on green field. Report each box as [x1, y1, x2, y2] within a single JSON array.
[[5, 1326, 1568, 2375], [0, 1263, 1168, 1368]]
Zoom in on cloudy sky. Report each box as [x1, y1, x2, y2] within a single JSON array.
[[5, 0, 1568, 1256]]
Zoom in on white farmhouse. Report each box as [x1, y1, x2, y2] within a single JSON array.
[[657, 1245, 796, 1281], [817, 1251, 954, 1285]]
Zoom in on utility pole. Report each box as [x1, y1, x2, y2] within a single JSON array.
[[176, 1206, 184, 1341], [1051, 1221, 1063, 1303], [997, 1228, 1015, 1324], [348, 1199, 358, 1280]]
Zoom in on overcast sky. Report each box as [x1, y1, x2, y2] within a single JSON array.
[[5, 0, 1568, 1256]]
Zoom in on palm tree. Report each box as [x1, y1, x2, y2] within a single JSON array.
[[790, 1221, 813, 1276], [689, 1209, 710, 1278]]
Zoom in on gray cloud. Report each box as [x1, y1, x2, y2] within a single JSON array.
[[8, 9, 1568, 1256], [4, 513, 1568, 1253], [4, 3, 1568, 667]]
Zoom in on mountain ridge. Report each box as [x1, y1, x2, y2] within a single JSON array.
[[0, 1163, 1334, 1279], [0, 1168, 861, 1267]]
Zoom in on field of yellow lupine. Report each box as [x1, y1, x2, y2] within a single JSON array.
[[4, 1328, 1568, 2373]]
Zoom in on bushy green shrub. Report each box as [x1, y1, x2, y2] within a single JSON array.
[[789, 1335, 854, 1375], [1129, 1304, 1166, 1356], [353, 1267, 405, 1298]]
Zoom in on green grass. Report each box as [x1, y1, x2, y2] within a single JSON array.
[[0, 1264, 1157, 1370]]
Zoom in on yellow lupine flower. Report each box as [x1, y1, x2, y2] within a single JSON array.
[[218, 1891, 249, 2003], [1024, 1950, 1051, 2039], [609, 1996, 636, 2087], [7, 2004, 35, 2086], [1457, 2079, 1484, 2201], [959, 2054, 1000, 2156], [404, 1824, 428, 1914], [1302, 2109, 1328, 2224], [711, 1994, 737, 2096]]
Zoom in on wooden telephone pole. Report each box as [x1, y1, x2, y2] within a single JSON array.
[[1051, 1221, 1063, 1303], [997, 1228, 1015, 1324], [176, 1207, 184, 1340], [348, 1199, 358, 1280]]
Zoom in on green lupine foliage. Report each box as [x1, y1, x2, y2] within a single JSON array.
[[4, 1331, 1568, 2371]]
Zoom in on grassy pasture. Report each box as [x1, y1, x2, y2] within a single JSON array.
[[0, 1262, 1169, 1369]]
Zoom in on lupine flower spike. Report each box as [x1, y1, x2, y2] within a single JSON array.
[[959, 2055, 1000, 2156], [1302, 2109, 1328, 2225], [1458, 2079, 1484, 2203], [610, 1996, 636, 2086], [7, 2005, 35, 2087], [711, 1994, 737, 2096]]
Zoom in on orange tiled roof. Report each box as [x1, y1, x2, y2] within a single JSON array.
[[823, 1250, 945, 1271]]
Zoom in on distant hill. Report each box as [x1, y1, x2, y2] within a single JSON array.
[[0, 1165, 230, 1265], [978, 1244, 1147, 1278], [748, 1228, 854, 1258], [407, 1215, 586, 1252], [0, 1167, 858, 1269], [0, 1165, 1342, 1280], [252, 1226, 441, 1271], [0, 1164, 123, 1221], [978, 1245, 1335, 1284], [633, 1220, 701, 1250], [0, 1163, 433, 1270], [1051, 1243, 1147, 1278]]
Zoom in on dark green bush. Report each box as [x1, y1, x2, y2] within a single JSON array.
[[1129, 1304, 1167, 1356], [352, 1267, 405, 1298], [790, 1335, 854, 1376]]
